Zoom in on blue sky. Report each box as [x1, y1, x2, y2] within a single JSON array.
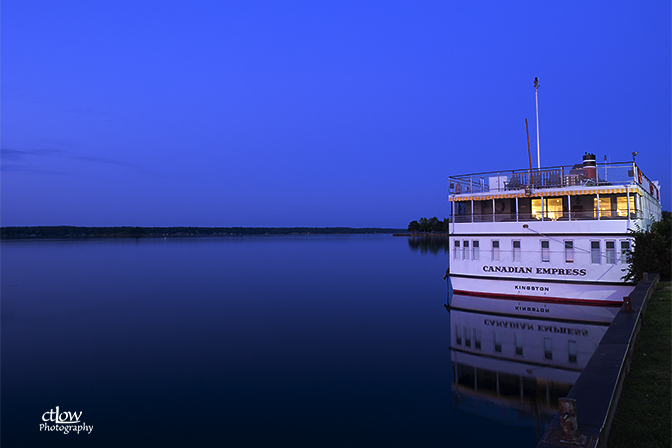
[[2, 0, 670, 227]]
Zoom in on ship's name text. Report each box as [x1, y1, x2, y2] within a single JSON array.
[[482, 266, 587, 276], [483, 319, 589, 336]]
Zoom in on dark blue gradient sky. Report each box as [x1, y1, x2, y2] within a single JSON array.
[[2, 0, 670, 227]]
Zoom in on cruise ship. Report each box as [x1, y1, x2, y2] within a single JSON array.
[[446, 153, 662, 318]]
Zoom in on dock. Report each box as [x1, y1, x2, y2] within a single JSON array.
[[537, 272, 660, 448]]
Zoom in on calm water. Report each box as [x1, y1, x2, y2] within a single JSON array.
[[2, 235, 542, 447]]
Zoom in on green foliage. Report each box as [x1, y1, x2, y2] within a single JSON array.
[[407, 216, 450, 233], [608, 282, 671, 448], [622, 212, 671, 283]]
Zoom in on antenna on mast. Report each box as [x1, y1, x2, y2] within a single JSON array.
[[534, 77, 541, 169]]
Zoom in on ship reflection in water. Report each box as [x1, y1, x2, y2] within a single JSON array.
[[447, 293, 611, 439]]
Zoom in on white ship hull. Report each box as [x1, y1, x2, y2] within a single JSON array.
[[449, 275, 633, 306]]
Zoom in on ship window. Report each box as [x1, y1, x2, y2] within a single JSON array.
[[594, 197, 612, 218], [531, 198, 542, 220], [620, 241, 630, 263], [494, 331, 502, 353], [545, 197, 563, 221], [492, 240, 500, 261], [518, 197, 532, 221], [568, 340, 577, 363], [565, 240, 574, 263], [512, 240, 521, 262], [474, 329, 481, 350], [472, 240, 480, 260], [464, 327, 471, 347], [455, 325, 462, 345], [571, 194, 594, 219], [541, 240, 550, 262], [515, 333, 523, 356], [455, 201, 472, 223], [462, 240, 469, 260], [591, 241, 601, 264], [606, 241, 616, 264], [454, 240, 460, 260], [544, 337, 553, 360], [616, 196, 635, 217]]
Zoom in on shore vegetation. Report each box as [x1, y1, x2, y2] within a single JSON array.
[[407, 217, 450, 233], [622, 210, 671, 283], [608, 280, 671, 448], [0, 226, 404, 239]]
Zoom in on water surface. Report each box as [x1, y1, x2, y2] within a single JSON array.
[[3, 235, 544, 447]]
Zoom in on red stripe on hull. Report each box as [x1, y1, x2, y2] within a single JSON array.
[[452, 289, 623, 307]]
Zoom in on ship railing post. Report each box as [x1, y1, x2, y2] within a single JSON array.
[[626, 186, 631, 221]]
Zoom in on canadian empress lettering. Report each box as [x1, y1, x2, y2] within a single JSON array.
[[482, 265, 586, 276]]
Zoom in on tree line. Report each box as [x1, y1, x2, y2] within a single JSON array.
[[407, 217, 450, 233], [0, 226, 404, 239]]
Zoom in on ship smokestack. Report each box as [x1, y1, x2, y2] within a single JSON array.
[[583, 152, 597, 180]]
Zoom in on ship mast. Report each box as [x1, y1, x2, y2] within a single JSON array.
[[534, 77, 541, 169]]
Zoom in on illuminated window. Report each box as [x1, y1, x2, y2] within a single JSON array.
[[591, 241, 601, 264], [531, 198, 542, 220], [492, 240, 500, 261], [620, 241, 630, 263], [565, 241, 574, 263], [454, 240, 460, 260], [463, 240, 469, 260], [513, 240, 521, 262], [472, 240, 479, 260], [616, 196, 635, 217], [606, 241, 616, 264], [594, 196, 612, 218], [545, 197, 563, 220], [541, 240, 550, 262]]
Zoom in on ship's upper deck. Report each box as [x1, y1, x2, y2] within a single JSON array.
[[449, 161, 659, 200], [448, 158, 661, 226]]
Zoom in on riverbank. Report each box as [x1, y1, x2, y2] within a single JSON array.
[[537, 274, 662, 448], [607, 280, 671, 448]]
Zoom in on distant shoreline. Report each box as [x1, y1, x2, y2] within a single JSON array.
[[0, 226, 405, 239]]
